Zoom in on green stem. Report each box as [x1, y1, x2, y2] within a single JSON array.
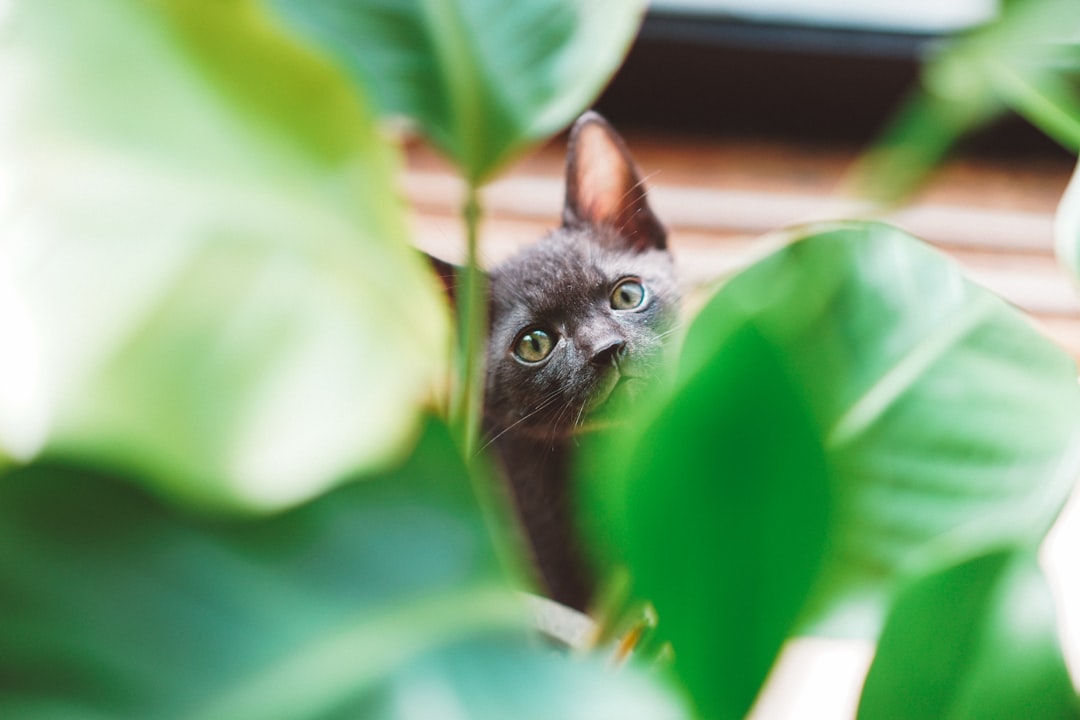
[[452, 184, 486, 456]]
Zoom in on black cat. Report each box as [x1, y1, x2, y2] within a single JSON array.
[[433, 112, 680, 611]]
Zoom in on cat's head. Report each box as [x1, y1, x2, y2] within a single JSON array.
[[484, 112, 679, 438]]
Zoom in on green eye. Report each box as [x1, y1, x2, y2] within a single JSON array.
[[611, 279, 646, 310], [513, 328, 556, 363]]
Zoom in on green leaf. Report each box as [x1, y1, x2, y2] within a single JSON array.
[[679, 222, 1080, 637], [0, 0, 448, 510], [850, 86, 999, 205], [270, 0, 647, 183], [582, 324, 832, 720], [858, 551, 1080, 719], [0, 422, 691, 720], [855, 0, 1080, 202]]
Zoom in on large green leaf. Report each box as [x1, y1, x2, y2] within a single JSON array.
[[858, 551, 1079, 719], [581, 324, 831, 720], [270, 0, 647, 183], [678, 222, 1080, 637], [0, 422, 691, 720], [0, 0, 448, 510]]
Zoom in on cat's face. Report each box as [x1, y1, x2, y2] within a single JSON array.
[[484, 113, 679, 438]]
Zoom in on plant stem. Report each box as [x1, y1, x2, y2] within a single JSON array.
[[451, 183, 486, 456]]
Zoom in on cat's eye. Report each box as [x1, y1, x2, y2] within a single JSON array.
[[513, 328, 556, 364], [611, 278, 646, 310]]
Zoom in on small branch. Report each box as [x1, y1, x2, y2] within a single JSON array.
[[451, 183, 486, 456]]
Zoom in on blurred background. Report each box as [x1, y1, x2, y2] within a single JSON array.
[[407, 0, 1080, 359]]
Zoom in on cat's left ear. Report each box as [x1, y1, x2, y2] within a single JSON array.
[[562, 111, 667, 252], [420, 250, 461, 305]]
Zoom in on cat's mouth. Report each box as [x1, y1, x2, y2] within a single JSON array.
[[578, 371, 646, 431]]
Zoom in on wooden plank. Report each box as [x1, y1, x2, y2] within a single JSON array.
[[405, 169, 1061, 254]]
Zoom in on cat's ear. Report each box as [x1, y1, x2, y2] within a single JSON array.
[[562, 111, 666, 252], [421, 250, 460, 305]]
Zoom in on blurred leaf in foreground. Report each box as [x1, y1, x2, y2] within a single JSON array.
[[271, 0, 647, 183], [0, 0, 448, 510], [853, 0, 1080, 203], [858, 551, 1079, 719], [582, 324, 831, 720], [0, 422, 691, 720]]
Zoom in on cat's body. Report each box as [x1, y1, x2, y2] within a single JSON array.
[[480, 113, 679, 611]]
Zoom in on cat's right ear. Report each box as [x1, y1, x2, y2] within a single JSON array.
[[422, 251, 460, 305], [562, 111, 667, 252]]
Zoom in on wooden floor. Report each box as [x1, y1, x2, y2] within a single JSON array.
[[403, 131, 1080, 362]]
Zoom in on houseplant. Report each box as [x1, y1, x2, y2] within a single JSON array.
[[0, 0, 1078, 717]]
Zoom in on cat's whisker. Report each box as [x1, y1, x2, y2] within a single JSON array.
[[551, 407, 579, 448], [548, 398, 572, 433], [478, 389, 563, 453], [654, 323, 685, 342], [572, 398, 589, 433], [546, 393, 583, 446], [482, 393, 560, 446]]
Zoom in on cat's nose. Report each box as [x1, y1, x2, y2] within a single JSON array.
[[590, 339, 627, 368]]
